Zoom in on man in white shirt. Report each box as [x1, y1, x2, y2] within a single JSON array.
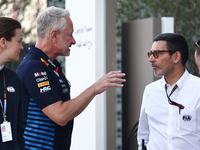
[[137, 33, 200, 150]]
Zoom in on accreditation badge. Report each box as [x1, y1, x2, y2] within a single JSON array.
[[1, 121, 12, 142]]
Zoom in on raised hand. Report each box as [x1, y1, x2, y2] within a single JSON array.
[[92, 71, 126, 94]]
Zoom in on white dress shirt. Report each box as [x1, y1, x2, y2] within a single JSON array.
[[137, 70, 200, 150]]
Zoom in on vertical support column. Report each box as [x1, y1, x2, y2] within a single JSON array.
[[122, 17, 162, 150], [65, 0, 118, 149], [96, 0, 106, 149], [106, 0, 117, 149], [64, 0, 119, 149]]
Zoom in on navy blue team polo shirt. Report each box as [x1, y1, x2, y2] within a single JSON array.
[[17, 45, 73, 150]]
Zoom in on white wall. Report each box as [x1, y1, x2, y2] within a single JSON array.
[[161, 17, 174, 33], [65, 0, 106, 150]]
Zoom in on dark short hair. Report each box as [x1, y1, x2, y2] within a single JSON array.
[[154, 33, 188, 66], [0, 17, 21, 41]]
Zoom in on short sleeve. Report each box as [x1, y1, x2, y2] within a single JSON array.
[[23, 62, 61, 109]]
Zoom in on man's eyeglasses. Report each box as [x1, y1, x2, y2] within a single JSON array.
[[195, 40, 200, 49], [147, 50, 176, 59]]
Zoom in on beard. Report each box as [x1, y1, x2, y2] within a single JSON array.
[[154, 70, 163, 78], [152, 64, 163, 77], [153, 64, 174, 78]]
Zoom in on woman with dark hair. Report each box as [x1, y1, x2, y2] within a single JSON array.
[[0, 17, 25, 150]]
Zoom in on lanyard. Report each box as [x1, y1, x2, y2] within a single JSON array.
[[165, 84, 184, 113], [0, 68, 7, 122], [54, 66, 71, 87]]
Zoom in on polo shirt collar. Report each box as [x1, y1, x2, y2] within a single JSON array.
[[0, 65, 4, 71], [28, 45, 61, 70]]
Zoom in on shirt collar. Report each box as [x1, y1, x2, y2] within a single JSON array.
[[28, 45, 60, 70], [175, 69, 189, 89], [0, 65, 4, 71], [161, 69, 189, 89]]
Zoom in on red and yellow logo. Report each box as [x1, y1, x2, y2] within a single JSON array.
[[38, 81, 50, 87], [40, 58, 49, 66]]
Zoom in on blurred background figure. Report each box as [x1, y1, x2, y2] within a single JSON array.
[[0, 17, 25, 150], [194, 40, 200, 73]]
